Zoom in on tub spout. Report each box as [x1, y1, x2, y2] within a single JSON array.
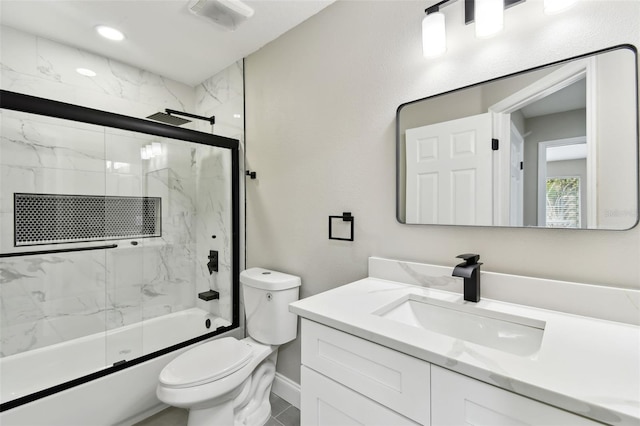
[[198, 290, 220, 301]]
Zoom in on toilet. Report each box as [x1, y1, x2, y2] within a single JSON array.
[[156, 268, 301, 426]]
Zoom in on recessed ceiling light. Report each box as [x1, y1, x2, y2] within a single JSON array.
[[76, 68, 97, 77], [96, 25, 125, 41]]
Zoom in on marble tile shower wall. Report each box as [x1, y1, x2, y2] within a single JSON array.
[[0, 26, 195, 120], [193, 61, 244, 323], [0, 112, 198, 357], [0, 25, 242, 357]]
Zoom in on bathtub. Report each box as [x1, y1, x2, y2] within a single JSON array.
[[0, 308, 243, 426]]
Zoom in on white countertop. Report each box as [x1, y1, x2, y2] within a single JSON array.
[[290, 276, 640, 425]]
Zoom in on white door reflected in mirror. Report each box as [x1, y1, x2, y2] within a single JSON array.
[[405, 113, 492, 225]]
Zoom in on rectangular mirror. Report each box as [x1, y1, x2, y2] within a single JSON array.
[[397, 45, 638, 230]]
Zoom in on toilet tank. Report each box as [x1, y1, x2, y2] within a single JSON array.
[[240, 268, 301, 345]]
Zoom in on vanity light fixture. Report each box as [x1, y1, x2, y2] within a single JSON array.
[[474, 0, 504, 38], [422, 0, 579, 58], [95, 25, 125, 41], [422, 4, 447, 58]]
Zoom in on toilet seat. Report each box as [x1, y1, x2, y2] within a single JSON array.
[[159, 337, 253, 388]]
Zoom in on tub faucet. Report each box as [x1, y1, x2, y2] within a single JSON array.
[[452, 253, 482, 303]]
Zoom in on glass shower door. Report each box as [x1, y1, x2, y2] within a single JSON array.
[[1, 90, 239, 412], [0, 109, 111, 401]]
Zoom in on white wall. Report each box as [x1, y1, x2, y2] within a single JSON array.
[[245, 0, 640, 384]]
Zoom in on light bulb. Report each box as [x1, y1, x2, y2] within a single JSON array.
[[475, 0, 504, 38], [422, 12, 446, 58]]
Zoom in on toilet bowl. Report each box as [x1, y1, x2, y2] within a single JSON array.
[[156, 268, 301, 426], [157, 337, 275, 425]]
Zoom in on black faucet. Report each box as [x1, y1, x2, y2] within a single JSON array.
[[452, 253, 482, 302]]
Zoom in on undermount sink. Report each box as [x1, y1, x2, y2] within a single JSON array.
[[374, 294, 545, 356]]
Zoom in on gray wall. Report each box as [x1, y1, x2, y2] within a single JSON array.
[[523, 109, 587, 225], [245, 0, 640, 384]]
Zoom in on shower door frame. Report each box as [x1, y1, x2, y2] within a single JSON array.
[[0, 89, 241, 411]]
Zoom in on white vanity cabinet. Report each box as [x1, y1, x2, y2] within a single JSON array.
[[431, 365, 602, 426], [300, 319, 603, 426], [301, 367, 422, 426], [300, 319, 430, 425]]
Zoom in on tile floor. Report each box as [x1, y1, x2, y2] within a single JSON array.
[[133, 393, 300, 426]]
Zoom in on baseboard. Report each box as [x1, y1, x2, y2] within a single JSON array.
[[272, 372, 300, 409]]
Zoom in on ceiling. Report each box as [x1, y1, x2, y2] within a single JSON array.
[[0, 0, 335, 86]]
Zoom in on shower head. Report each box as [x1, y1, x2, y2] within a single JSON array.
[[146, 112, 191, 126], [146, 109, 215, 127]]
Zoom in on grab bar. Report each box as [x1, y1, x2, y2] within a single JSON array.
[[0, 244, 118, 258]]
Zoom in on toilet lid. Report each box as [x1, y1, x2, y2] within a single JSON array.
[[159, 337, 253, 388]]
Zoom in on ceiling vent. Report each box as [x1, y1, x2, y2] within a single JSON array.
[[188, 0, 254, 31]]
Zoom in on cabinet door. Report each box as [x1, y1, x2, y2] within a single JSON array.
[[301, 319, 430, 424], [301, 366, 421, 426], [431, 365, 603, 425]]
